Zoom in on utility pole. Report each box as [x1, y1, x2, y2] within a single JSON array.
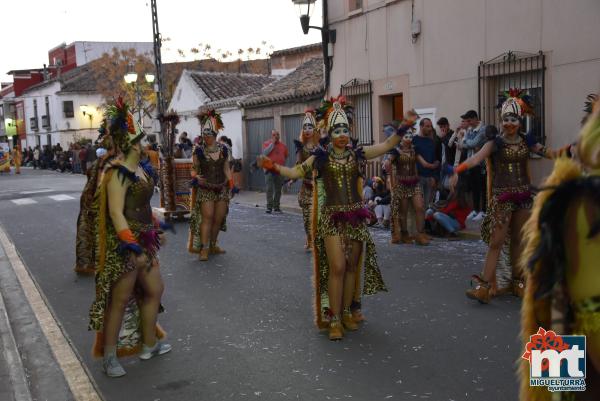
[[150, 0, 176, 216]]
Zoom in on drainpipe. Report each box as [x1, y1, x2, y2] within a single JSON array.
[[322, 0, 330, 93]]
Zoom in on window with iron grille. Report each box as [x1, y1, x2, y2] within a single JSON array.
[[341, 78, 373, 145], [478, 51, 546, 144], [63, 101, 74, 118]]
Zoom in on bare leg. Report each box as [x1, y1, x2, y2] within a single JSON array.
[[399, 198, 409, 233], [136, 258, 164, 347], [509, 208, 530, 275], [481, 211, 511, 283], [324, 236, 346, 317], [200, 201, 215, 247], [509, 208, 530, 296], [412, 193, 426, 233], [103, 268, 138, 347], [343, 240, 362, 309], [210, 200, 228, 243]]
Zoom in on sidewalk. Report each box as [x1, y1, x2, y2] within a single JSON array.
[[0, 225, 102, 401], [232, 190, 482, 240]]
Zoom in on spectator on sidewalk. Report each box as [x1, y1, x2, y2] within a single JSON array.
[[436, 117, 455, 200], [413, 118, 441, 208], [262, 129, 288, 213], [372, 176, 391, 228], [79, 145, 88, 175], [426, 188, 472, 239], [33, 146, 41, 169], [178, 131, 193, 158], [459, 110, 487, 221]]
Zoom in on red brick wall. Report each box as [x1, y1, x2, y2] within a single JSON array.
[[12, 73, 43, 97]]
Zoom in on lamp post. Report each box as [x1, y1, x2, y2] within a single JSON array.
[[292, 0, 334, 90], [79, 104, 94, 128], [123, 63, 155, 127]]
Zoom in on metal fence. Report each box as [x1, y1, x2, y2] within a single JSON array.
[[341, 78, 373, 146], [245, 118, 274, 191], [478, 51, 546, 144]]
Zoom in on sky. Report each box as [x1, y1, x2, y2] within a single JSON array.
[[0, 0, 323, 82]]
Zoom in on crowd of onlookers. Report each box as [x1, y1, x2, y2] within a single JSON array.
[[362, 109, 490, 239], [22, 142, 98, 175]]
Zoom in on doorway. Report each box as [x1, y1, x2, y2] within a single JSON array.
[[392, 95, 403, 121]]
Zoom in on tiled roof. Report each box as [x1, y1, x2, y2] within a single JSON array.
[[23, 63, 98, 94], [59, 64, 100, 93], [240, 57, 324, 108], [189, 72, 275, 102], [271, 43, 322, 57]]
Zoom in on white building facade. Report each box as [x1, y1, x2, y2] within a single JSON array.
[[326, 0, 600, 182]]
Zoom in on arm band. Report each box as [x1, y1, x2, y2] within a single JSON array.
[[117, 229, 138, 244], [455, 162, 469, 174]]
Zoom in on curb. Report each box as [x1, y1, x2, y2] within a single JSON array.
[[0, 275, 32, 401], [0, 226, 104, 401]]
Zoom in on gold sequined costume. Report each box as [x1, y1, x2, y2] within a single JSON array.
[[89, 161, 166, 358], [188, 143, 230, 253], [294, 140, 314, 245], [310, 147, 387, 329]]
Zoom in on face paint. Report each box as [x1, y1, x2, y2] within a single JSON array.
[[331, 126, 350, 138], [303, 123, 314, 133], [204, 135, 215, 146], [502, 116, 519, 125]]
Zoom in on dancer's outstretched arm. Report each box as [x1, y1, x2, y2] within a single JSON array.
[[257, 155, 315, 180], [363, 121, 415, 160]]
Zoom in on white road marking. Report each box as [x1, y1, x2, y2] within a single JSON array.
[[48, 194, 75, 201], [20, 189, 53, 195], [0, 227, 103, 401], [11, 198, 38, 205]]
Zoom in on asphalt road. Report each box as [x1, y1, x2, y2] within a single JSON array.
[[0, 169, 522, 401]]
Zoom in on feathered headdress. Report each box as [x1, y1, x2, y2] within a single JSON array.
[[497, 88, 535, 117], [315, 96, 354, 134], [581, 93, 599, 125], [104, 96, 144, 152], [197, 109, 224, 136], [302, 109, 317, 128]]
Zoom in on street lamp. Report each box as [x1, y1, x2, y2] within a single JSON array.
[[292, 0, 316, 34], [292, 0, 335, 89], [80, 105, 94, 128], [123, 63, 154, 127]]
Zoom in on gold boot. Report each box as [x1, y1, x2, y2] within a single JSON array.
[[390, 227, 401, 244], [465, 275, 491, 304], [400, 231, 413, 244], [199, 246, 209, 261], [342, 309, 359, 331], [511, 279, 525, 298], [209, 241, 226, 254], [415, 232, 430, 246], [328, 316, 344, 341]]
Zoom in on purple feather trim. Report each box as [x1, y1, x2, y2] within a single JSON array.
[[138, 229, 161, 256], [330, 207, 372, 227], [497, 191, 532, 204]]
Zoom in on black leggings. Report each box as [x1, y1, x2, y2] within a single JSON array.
[[468, 169, 486, 212]]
